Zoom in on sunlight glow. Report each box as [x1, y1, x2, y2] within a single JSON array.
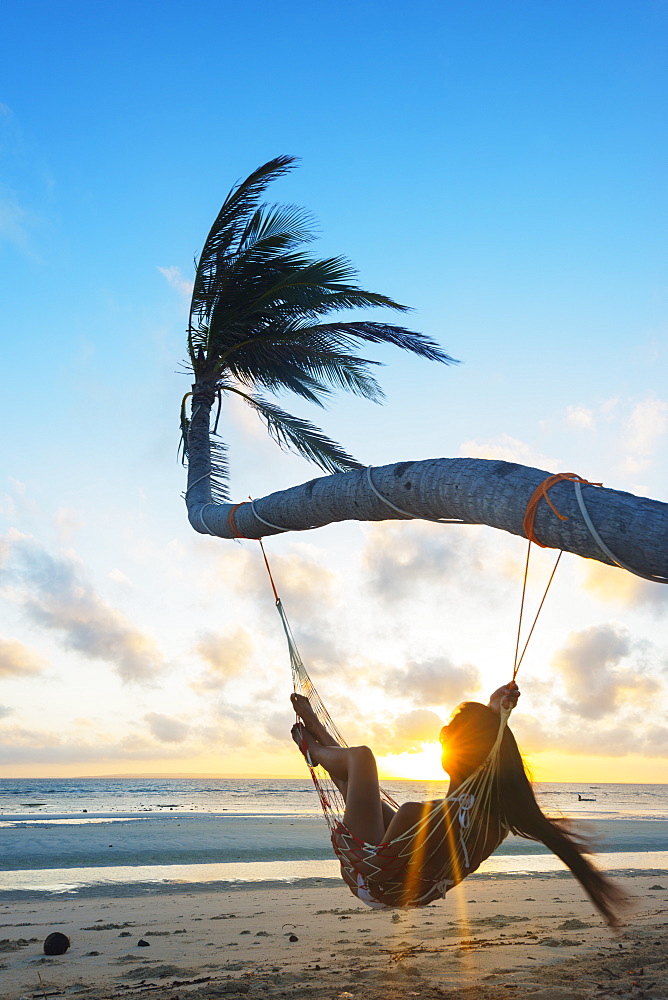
[[377, 742, 447, 781]]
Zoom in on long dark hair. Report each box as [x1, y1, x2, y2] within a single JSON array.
[[444, 702, 630, 927]]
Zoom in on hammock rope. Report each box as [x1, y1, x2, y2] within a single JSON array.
[[236, 469, 661, 908], [272, 577, 513, 907], [512, 543, 562, 683], [250, 472, 583, 908]]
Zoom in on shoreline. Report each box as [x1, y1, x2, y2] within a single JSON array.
[[3, 851, 668, 903]]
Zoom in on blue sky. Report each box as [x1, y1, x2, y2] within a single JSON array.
[[1, 0, 667, 779]]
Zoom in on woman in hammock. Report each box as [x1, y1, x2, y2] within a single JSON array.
[[290, 685, 628, 926]]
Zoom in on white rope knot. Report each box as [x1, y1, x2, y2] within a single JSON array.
[[457, 792, 476, 869], [434, 877, 454, 897], [457, 792, 476, 827]]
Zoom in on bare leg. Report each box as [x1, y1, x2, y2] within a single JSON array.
[[293, 727, 386, 845], [290, 695, 395, 833], [291, 693, 351, 800]]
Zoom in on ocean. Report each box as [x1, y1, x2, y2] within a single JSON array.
[[3, 776, 668, 820], [1, 778, 666, 900]]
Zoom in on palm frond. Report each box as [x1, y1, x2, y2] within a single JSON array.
[[190, 156, 298, 327], [237, 204, 317, 259], [226, 340, 384, 403], [295, 321, 457, 363], [220, 256, 411, 322], [232, 360, 332, 407], [209, 435, 231, 503], [184, 157, 458, 487], [228, 388, 363, 474]]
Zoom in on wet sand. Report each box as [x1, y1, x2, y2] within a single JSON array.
[[2, 872, 667, 999]]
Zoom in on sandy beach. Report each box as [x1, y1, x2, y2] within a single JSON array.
[[2, 871, 667, 1000], [3, 782, 667, 998]]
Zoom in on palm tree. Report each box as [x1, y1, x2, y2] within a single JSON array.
[[183, 155, 455, 505], [183, 158, 667, 583]]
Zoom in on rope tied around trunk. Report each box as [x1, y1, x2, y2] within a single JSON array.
[[523, 473, 601, 547], [521, 472, 667, 584]]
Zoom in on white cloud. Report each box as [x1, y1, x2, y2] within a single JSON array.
[[622, 396, 668, 475], [0, 637, 46, 677], [200, 702, 256, 750], [158, 265, 193, 299], [231, 543, 340, 630], [584, 562, 668, 616], [362, 521, 480, 604], [0, 535, 164, 683], [458, 434, 558, 471], [144, 712, 190, 743], [386, 709, 444, 751], [565, 405, 595, 430], [192, 626, 254, 690], [263, 708, 298, 743], [600, 397, 619, 416], [0, 725, 190, 765], [55, 507, 84, 543], [382, 656, 481, 708], [0, 706, 13, 721], [513, 712, 668, 759], [550, 624, 661, 720]]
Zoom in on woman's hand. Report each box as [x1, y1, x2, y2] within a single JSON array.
[[488, 684, 520, 714]]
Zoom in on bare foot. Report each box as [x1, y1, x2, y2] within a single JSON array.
[[290, 693, 336, 746], [291, 723, 349, 796], [291, 723, 320, 766]]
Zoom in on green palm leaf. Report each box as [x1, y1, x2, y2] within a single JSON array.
[[190, 155, 298, 326], [183, 156, 457, 495], [228, 388, 362, 474]]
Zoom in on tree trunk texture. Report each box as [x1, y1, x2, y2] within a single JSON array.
[[186, 389, 668, 581]]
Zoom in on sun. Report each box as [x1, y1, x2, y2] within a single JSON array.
[[377, 742, 446, 781]]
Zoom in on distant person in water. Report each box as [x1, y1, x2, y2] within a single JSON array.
[[290, 686, 628, 925]]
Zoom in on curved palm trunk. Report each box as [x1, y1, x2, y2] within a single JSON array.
[[186, 388, 668, 580]]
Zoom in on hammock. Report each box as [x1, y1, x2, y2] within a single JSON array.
[[254, 473, 576, 909], [276, 596, 512, 909]]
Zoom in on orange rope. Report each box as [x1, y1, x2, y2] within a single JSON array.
[[247, 475, 601, 701], [227, 497, 280, 602], [511, 543, 562, 683], [523, 473, 601, 547], [258, 538, 280, 604], [227, 502, 248, 539], [512, 471, 601, 681]]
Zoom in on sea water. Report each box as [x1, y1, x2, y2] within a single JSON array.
[[2, 776, 668, 820], [1, 778, 666, 899]]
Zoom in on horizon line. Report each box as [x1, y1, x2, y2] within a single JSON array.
[[0, 772, 664, 785]]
